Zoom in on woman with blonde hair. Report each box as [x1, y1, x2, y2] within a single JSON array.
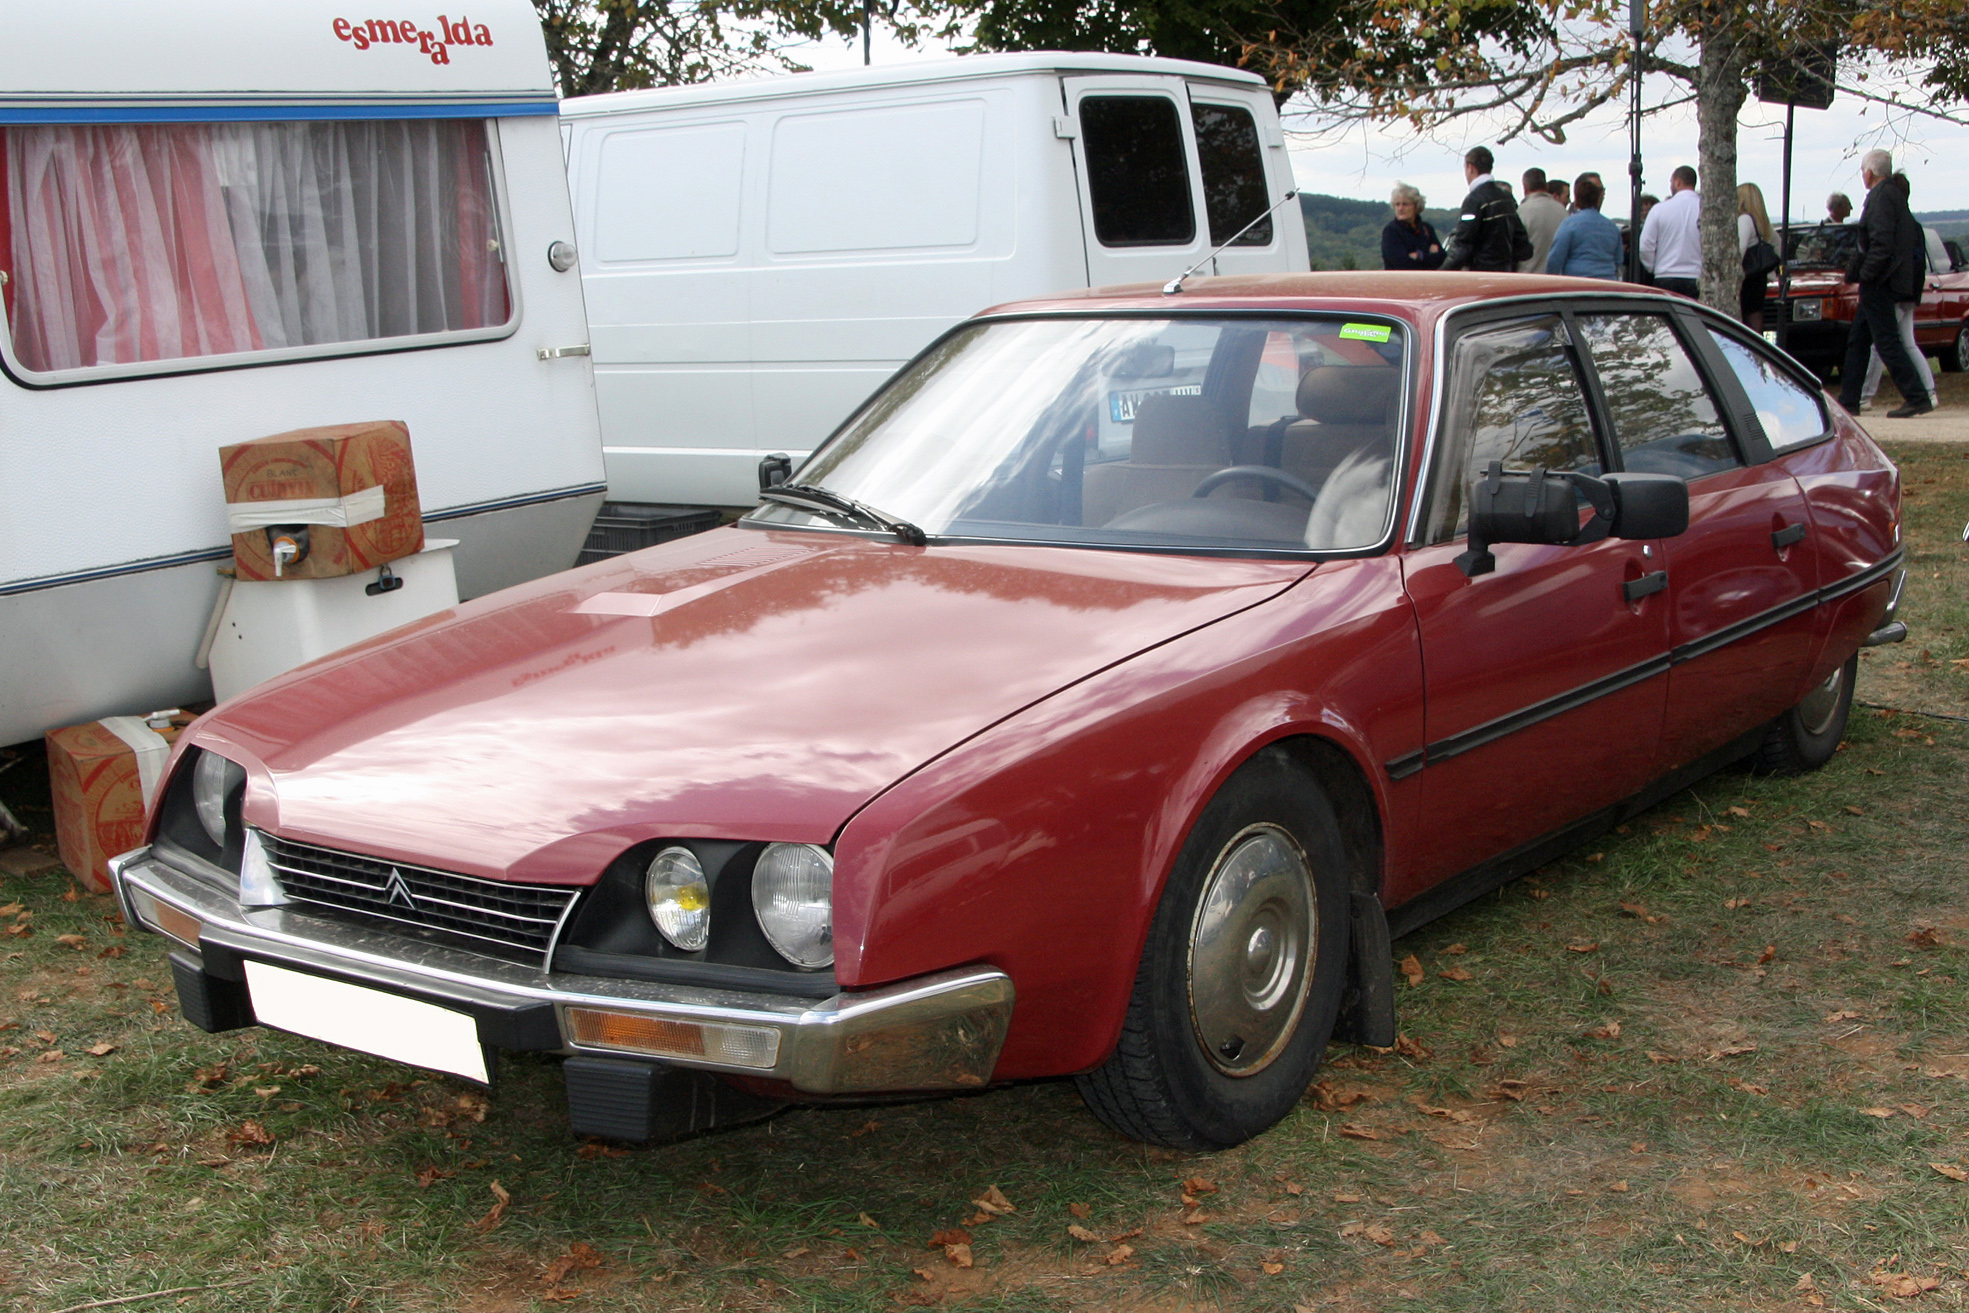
[[1738, 182, 1777, 331], [1381, 183, 1444, 270]]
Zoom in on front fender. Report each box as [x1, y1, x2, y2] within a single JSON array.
[[831, 558, 1423, 1080]]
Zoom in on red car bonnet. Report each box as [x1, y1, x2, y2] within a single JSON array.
[[191, 527, 1312, 882]]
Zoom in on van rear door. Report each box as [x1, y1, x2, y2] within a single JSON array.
[[1061, 75, 1210, 290], [1184, 83, 1308, 277]]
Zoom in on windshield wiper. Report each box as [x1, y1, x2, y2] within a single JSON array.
[[758, 483, 928, 546]]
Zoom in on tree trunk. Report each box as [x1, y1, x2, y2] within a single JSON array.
[[1695, 25, 1749, 318]]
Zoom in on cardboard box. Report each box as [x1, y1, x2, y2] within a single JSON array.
[[46, 714, 189, 892], [220, 421, 423, 581]]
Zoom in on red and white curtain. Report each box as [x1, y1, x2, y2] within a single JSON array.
[[3, 118, 509, 372]]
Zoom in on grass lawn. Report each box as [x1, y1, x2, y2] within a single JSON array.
[[1, 442, 1965, 1313]]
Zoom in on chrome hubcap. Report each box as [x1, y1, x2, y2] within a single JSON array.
[[1796, 662, 1845, 737], [1187, 824, 1315, 1077]]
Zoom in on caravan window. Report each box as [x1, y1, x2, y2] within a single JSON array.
[[1078, 97, 1195, 248], [0, 119, 511, 378], [1190, 103, 1272, 246]]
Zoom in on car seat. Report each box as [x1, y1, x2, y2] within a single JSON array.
[[1082, 393, 1234, 527]]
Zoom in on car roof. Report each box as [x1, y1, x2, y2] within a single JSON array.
[[973, 271, 1683, 325]]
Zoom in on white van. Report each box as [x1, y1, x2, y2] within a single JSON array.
[[0, 0, 607, 746], [560, 53, 1310, 508]]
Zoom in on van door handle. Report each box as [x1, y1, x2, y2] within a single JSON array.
[[1771, 522, 1807, 550], [537, 344, 591, 360], [1623, 570, 1668, 603]]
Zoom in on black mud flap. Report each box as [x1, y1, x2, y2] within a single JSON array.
[[169, 950, 256, 1033], [563, 1056, 783, 1144], [1330, 892, 1396, 1048]]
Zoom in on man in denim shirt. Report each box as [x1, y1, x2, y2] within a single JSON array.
[[1545, 176, 1624, 279]]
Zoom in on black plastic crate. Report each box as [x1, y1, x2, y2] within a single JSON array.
[[577, 503, 722, 564]]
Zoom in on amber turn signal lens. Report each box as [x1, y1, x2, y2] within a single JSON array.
[[563, 1006, 781, 1069], [130, 888, 201, 949]]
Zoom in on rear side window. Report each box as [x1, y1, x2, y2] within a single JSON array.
[[1707, 330, 1830, 452], [1576, 313, 1738, 479], [1191, 103, 1272, 246], [1079, 96, 1195, 247], [1425, 316, 1601, 543], [2, 119, 510, 377]]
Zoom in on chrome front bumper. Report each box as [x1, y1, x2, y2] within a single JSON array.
[[108, 847, 1012, 1095]]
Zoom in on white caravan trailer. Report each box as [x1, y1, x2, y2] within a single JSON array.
[[0, 0, 606, 747], [560, 54, 1310, 508]]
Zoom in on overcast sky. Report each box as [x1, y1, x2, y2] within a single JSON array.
[[793, 31, 1969, 221]]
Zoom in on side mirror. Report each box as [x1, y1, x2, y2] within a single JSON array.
[[758, 452, 792, 492], [1602, 472, 1689, 539], [1457, 463, 1688, 577]]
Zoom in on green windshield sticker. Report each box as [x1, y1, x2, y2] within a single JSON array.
[[1339, 323, 1392, 343]]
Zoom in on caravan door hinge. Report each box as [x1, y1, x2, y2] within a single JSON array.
[[1052, 116, 1078, 140]]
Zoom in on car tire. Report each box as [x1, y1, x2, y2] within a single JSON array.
[[1751, 653, 1857, 775], [1939, 322, 1966, 374], [1076, 746, 1351, 1151]]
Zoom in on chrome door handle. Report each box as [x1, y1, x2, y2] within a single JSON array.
[[1771, 522, 1807, 550], [537, 344, 591, 360]]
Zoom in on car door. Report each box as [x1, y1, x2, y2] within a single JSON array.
[[1061, 75, 1210, 289], [1395, 312, 1670, 906], [1573, 309, 1820, 773]]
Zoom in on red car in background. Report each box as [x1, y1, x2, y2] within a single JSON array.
[[1766, 223, 1969, 379], [111, 274, 1905, 1152]]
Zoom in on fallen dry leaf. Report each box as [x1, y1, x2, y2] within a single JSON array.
[[1398, 954, 1424, 987], [928, 1228, 971, 1249], [542, 1242, 603, 1286], [1395, 1034, 1432, 1060], [1859, 1107, 1897, 1119], [1068, 1201, 1090, 1219], [1261, 1261, 1284, 1275], [476, 1180, 511, 1232], [943, 1243, 973, 1269], [414, 1165, 454, 1189], [1584, 1020, 1622, 1040], [1104, 1243, 1134, 1266], [1872, 1272, 1941, 1298], [1908, 927, 1948, 950], [1608, 1180, 1629, 1192], [1182, 1176, 1219, 1196], [1824, 1009, 1862, 1023], [1337, 1123, 1383, 1140], [1931, 1162, 1969, 1182], [1708, 1043, 1758, 1059], [226, 1120, 274, 1148], [1755, 944, 1777, 965], [86, 1042, 115, 1057], [1333, 1192, 1362, 1203], [1488, 1080, 1531, 1101], [1067, 1224, 1100, 1242], [857, 1212, 879, 1229], [971, 1184, 1015, 1216], [54, 934, 86, 950], [1567, 942, 1599, 954], [1725, 805, 1751, 818], [1180, 1209, 1209, 1225], [1438, 966, 1473, 982]]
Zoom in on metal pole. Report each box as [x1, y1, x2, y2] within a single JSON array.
[[1777, 99, 1794, 350], [1627, 0, 1644, 282], [863, 0, 871, 64]]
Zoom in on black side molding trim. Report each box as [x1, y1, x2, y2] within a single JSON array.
[[1819, 545, 1904, 603], [1427, 654, 1671, 766]]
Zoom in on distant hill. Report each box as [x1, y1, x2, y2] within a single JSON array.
[[1299, 192, 1459, 271]]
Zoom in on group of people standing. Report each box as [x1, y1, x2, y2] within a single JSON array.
[[1379, 144, 1936, 417]]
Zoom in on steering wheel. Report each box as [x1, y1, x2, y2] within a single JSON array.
[[1192, 465, 1322, 503]]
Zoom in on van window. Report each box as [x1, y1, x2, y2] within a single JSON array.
[[1, 119, 511, 377], [595, 122, 745, 262], [1191, 103, 1272, 246], [767, 100, 985, 254], [1078, 96, 1195, 247]]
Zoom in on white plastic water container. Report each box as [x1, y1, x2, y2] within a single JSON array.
[[207, 541, 461, 703]]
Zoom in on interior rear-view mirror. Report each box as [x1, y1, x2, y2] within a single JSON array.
[[1108, 344, 1175, 379]]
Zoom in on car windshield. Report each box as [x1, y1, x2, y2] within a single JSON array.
[[747, 315, 1408, 554], [1784, 224, 1858, 269]]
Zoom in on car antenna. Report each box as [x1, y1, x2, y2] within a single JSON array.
[[1164, 189, 1301, 296]]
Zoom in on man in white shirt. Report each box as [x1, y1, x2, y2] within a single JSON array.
[[1516, 167, 1568, 274], [1639, 165, 1703, 298]]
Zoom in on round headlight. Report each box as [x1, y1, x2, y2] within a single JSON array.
[[752, 843, 833, 969], [191, 751, 245, 849], [645, 846, 711, 952]]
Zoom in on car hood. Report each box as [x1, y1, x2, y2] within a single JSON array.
[[196, 528, 1311, 882]]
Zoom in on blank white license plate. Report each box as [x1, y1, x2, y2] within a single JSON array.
[[244, 960, 488, 1084]]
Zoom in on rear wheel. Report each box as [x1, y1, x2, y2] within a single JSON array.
[[1752, 653, 1857, 775], [1076, 748, 1350, 1151], [1939, 322, 1966, 374]]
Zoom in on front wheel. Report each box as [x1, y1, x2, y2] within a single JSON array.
[[1751, 653, 1857, 774], [1076, 748, 1351, 1151]]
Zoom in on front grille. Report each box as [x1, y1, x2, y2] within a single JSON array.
[[262, 833, 580, 967]]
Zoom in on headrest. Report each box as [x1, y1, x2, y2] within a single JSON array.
[[1130, 393, 1230, 466], [1297, 366, 1400, 425]]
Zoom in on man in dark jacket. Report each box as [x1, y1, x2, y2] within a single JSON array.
[[1839, 149, 1932, 418], [1441, 146, 1532, 273]]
